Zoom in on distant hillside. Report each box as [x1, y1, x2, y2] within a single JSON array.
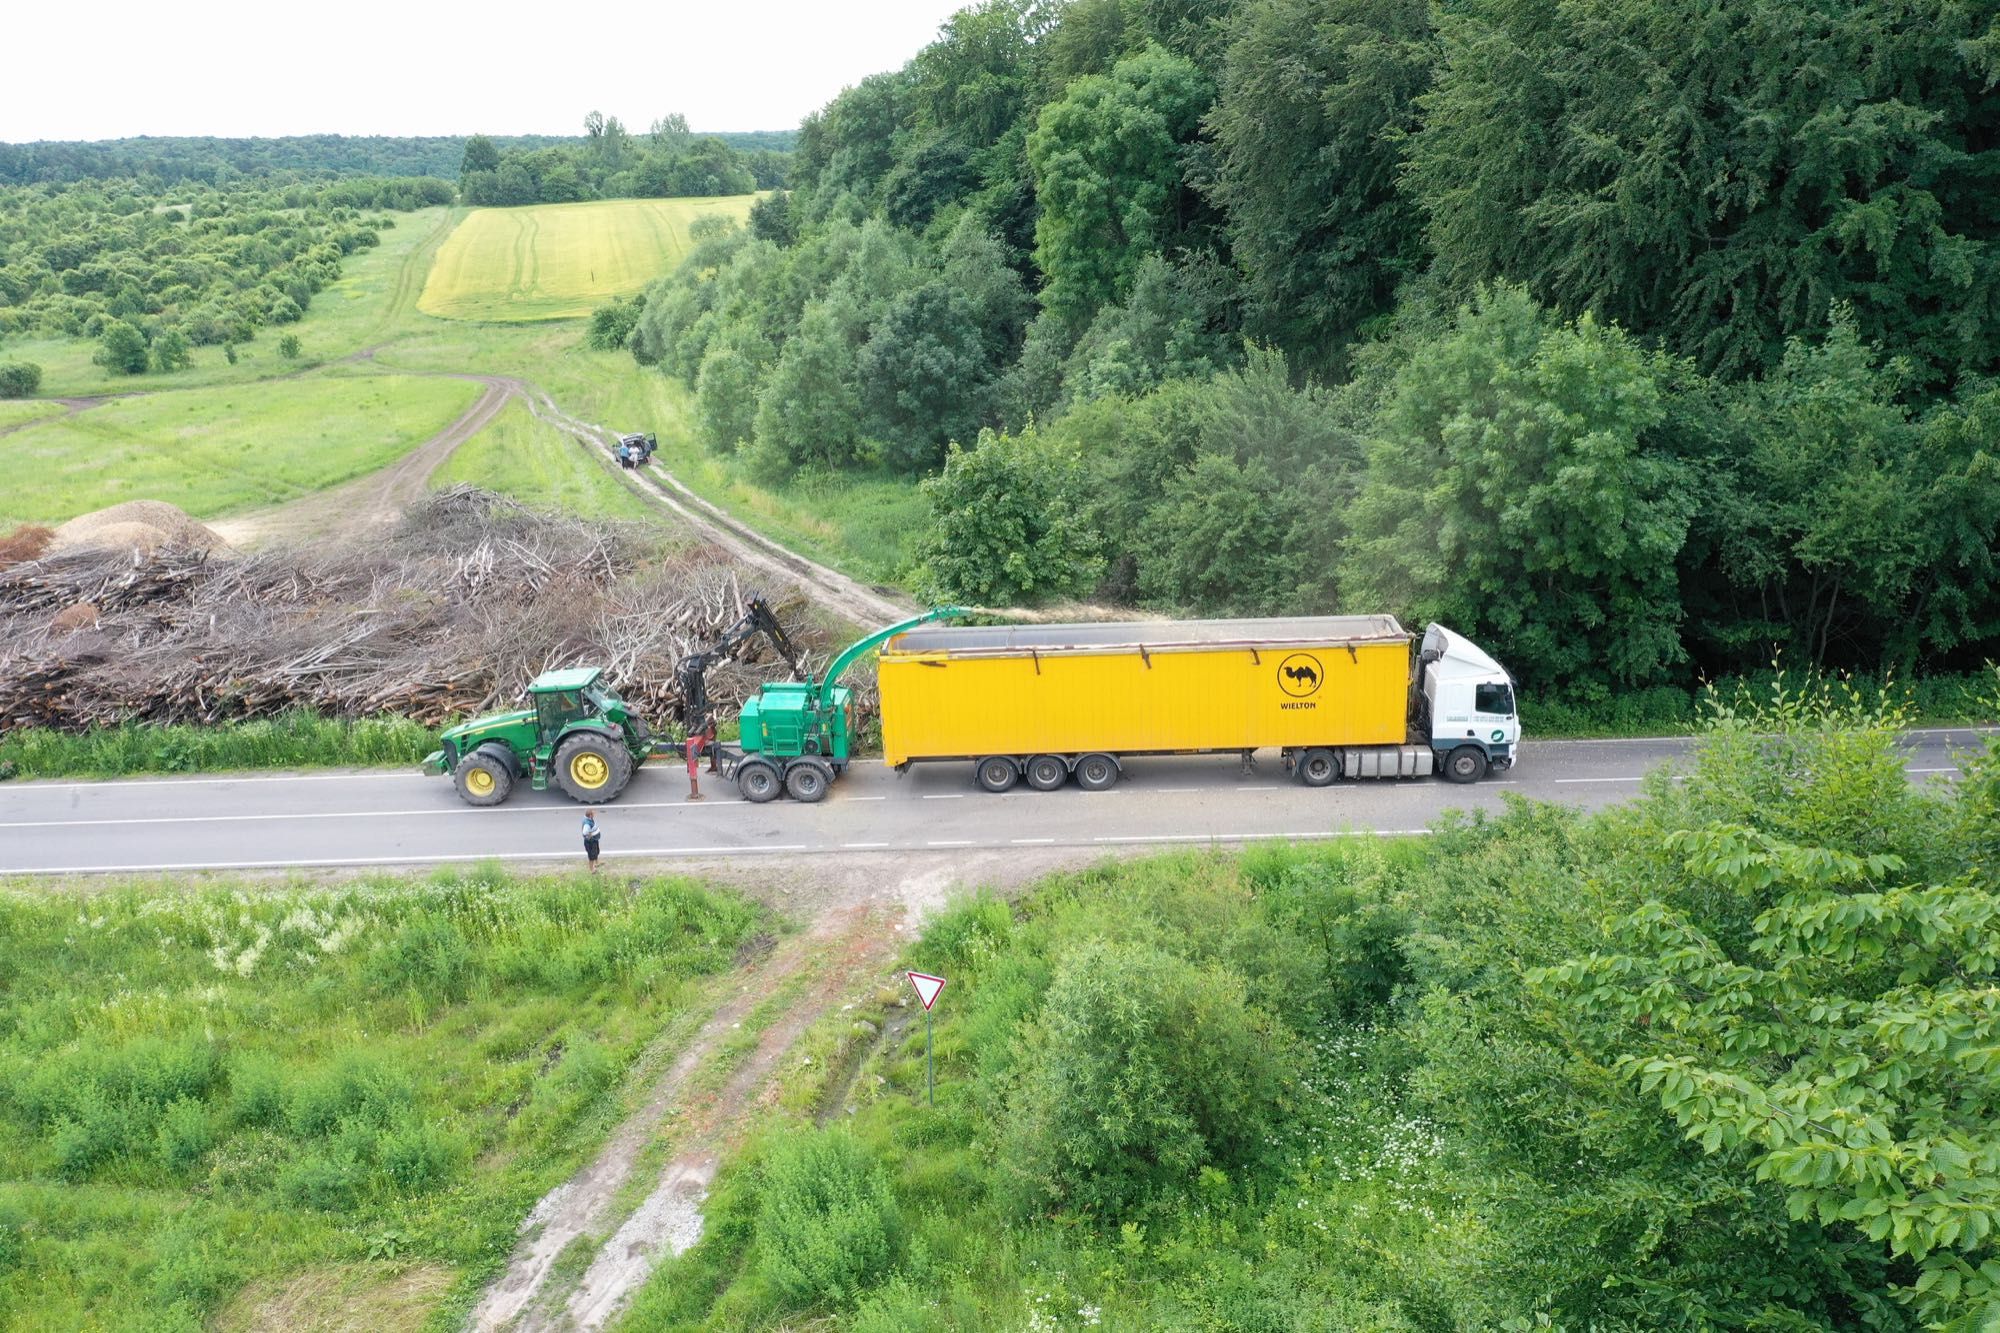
[[0, 131, 798, 185]]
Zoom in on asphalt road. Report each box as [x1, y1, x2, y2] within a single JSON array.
[[0, 730, 1986, 877]]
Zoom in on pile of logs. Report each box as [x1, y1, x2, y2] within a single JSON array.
[[0, 487, 823, 732]]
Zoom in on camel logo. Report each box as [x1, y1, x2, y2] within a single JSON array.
[[1277, 653, 1323, 698]]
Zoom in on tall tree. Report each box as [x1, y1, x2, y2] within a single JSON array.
[[1344, 285, 1695, 692], [1206, 0, 1432, 372], [1407, 0, 2000, 382], [458, 134, 499, 179], [1027, 45, 1213, 330]]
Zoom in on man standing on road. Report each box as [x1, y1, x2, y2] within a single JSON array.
[[581, 809, 602, 872]]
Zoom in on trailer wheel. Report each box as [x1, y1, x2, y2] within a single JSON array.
[[1074, 753, 1119, 792], [785, 757, 834, 803], [738, 757, 783, 803], [976, 756, 1019, 793], [452, 749, 514, 806], [1442, 746, 1488, 783], [1297, 747, 1339, 788], [1024, 754, 1067, 792]]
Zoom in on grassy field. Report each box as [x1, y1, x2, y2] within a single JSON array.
[[0, 867, 762, 1331], [418, 198, 756, 322], [0, 400, 66, 432], [0, 372, 480, 526], [429, 396, 661, 521]]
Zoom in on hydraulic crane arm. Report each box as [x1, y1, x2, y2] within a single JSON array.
[[673, 596, 809, 725], [812, 606, 966, 708]]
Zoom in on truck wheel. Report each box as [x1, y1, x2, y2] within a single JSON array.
[[1297, 748, 1339, 788], [738, 757, 782, 803], [1024, 754, 1067, 791], [452, 750, 514, 806], [555, 732, 633, 802], [1442, 746, 1488, 784], [1074, 753, 1119, 792], [976, 756, 1019, 793], [785, 757, 834, 803]]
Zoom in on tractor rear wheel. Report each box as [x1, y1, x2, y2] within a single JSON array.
[[1024, 754, 1067, 791], [738, 757, 783, 803], [785, 757, 834, 803], [554, 732, 633, 802], [452, 749, 514, 806]]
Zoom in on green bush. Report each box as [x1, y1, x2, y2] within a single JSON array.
[[0, 361, 41, 397], [0, 710, 435, 779], [999, 938, 1295, 1219], [154, 1097, 214, 1172], [228, 1053, 287, 1129], [371, 916, 476, 1003], [287, 1053, 412, 1138], [276, 1149, 363, 1210], [757, 1128, 903, 1309], [374, 1118, 464, 1193]]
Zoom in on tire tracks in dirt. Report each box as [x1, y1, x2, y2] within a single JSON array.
[[472, 901, 907, 1333]]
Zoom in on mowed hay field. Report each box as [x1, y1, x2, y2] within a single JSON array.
[[0, 374, 480, 527], [418, 196, 755, 322]]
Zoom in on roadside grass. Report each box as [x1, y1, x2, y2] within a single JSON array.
[[0, 372, 481, 526], [620, 842, 1461, 1332], [430, 396, 661, 522], [0, 711, 434, 780], [1527, 667, 1999, 738], [0, 208, 457, 399], [418, 198, 757, 322], [0, 865, 764, 1331]]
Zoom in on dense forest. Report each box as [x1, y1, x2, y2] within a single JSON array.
[[454, 116, 789, 206], [623, 0, 2000, 701], [0, 129, 796, 186], [638, 691, 2000, 1330]]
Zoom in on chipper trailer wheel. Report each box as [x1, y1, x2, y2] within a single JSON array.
[[554, 733, 633, 802], [1024, 754, 1067, 791], [785, 757, 835, 803], [737, 757, 783, 803], [453, 748, 514, 806]]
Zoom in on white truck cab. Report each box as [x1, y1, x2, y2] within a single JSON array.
[[1420, 624, 1521, 781]]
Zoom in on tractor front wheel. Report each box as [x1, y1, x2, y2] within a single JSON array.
[[453, 749, 514, 806], [554, 732, 634, 802]]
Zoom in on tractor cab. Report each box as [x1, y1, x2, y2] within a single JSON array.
[[530, 668, 604, 742]]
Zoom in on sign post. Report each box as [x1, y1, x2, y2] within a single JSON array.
[[907, 971, 946, 1106]]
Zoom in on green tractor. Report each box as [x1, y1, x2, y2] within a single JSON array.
[[422, 667, 654, 806]]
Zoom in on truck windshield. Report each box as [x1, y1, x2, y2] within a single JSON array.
[[1475, 682, 1515, 716]]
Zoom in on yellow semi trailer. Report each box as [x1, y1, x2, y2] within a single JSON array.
[[877, 616, 1521, 791]]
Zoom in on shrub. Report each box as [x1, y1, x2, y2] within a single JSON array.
[[371, 916, 475, 1003], [375, 1117, 464, 1193], [277, 333, 302, 359], [586, 296, 643, 351], [155, 1096, 214, 1172], [0, 361, 41, 397], [276, 1149, 363, 1210], [757, 1128, 903, 1309], [287, 1053, 412, 1137], [1000, 938, 1295, 1219], [94, 320, 149, 375], [228, 1053, 287, 1128]]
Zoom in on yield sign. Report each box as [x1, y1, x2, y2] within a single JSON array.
[[907, 971, 946, 1011]]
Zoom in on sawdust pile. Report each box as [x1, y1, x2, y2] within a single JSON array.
[[0, 487, 820, 731]]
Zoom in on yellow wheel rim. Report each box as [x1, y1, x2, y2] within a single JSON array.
[[465, 767, 496, 796], [570, 752, 610, 788]]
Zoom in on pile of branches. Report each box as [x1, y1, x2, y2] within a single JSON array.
[[0, 487, 826, 732]]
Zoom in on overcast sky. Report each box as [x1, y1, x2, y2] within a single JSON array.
[[2, 0, 972, 142]]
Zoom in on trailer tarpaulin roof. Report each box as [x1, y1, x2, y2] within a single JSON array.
[[887, 615, 1409, 656]]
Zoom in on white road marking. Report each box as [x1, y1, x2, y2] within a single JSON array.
[[13, 771, 437, 792], [1010, 838, 1056, 845], [927, 840, 975, 847], [3, 844, 817, 874], [0, 799, 746, 831], [921, 794, 967, 800], [842, 842, 891, 849], [1907, 767, 1961, 774], [843, 796, 888, 802]]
